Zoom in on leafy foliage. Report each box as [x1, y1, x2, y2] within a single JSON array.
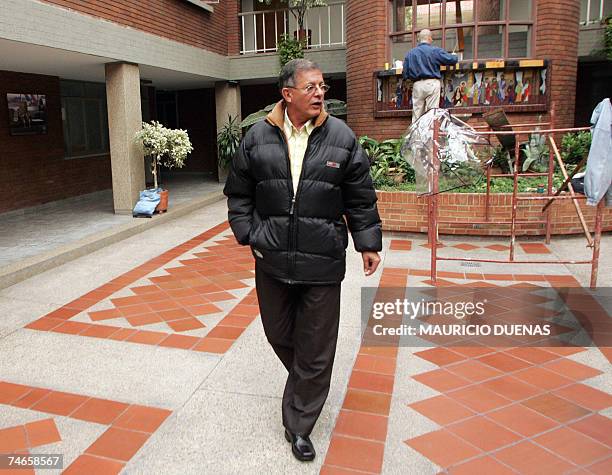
[[490, 145, 513, 173], [217, 115, 241, 170], [359, 136, 415, 188], [561, 131, 592, 165], [379, 171, 568, 193], [522, 132, 549, 172], [604, 15, 612, 60], [135, 121, 193, 188], [277, 33, 305, 68]]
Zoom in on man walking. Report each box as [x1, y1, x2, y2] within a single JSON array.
[[403, 29, 458, 121], [223, 59, 382, 462]]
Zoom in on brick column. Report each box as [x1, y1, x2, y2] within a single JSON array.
[[346, 0, 391, 139], [105, 62, 145, 214], [535, 0, 580, 128], [227, 0, 241, 55]]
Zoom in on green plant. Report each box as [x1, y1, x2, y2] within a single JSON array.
[[561, 131, 592, 165], [359, 136, 415, 188], [217, 115, 241, 170], [491, 145, 513, 173], [240, 99, 346, 129], [522, 132, 549, 172], [277, 33, 305, 68], [135, 121, 193, 189], [604, 15, 612, 60]]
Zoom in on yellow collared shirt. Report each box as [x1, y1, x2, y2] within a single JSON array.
[[284, 109, 314, 194]]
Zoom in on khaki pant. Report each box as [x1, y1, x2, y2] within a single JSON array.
[[412, 78, 442, 122]]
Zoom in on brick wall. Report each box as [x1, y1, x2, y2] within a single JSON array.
[[535, 0, 580, 129], [377, 191, 612, 236], [346, 0, 401, 140], [227, 0, 241, 55], [0, 71, 111, 214], [346, 0, 581, 141], [41, 0, 230, 56]]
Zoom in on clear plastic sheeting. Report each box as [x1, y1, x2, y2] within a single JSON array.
[[401, 108, 490, 195]]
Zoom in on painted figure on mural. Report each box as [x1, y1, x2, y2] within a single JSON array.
[[395, 80, 403, 109], [461, 81, 469, 105], [507, 80, 516, 104], [491, 78, 500, 105], [514, 71, 524, 103], [515, 80, 524, 102], [523, 80, 530, 102], [498, 72, 506, 103], [484, 78, 492, 105], [452, 84, 462, 106], [444, 79, 454, 107], [473, 71, 483, 105]]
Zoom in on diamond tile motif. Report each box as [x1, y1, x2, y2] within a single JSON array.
[[328, 266, 612, 474], [24, 223, 259, 355], [452, 243, 479, 251], [0, 380, 170, 473], [485, 244, 510, 251]]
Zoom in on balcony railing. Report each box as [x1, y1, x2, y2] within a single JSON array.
[[239, 0, 345, 55], [580, 0, 611, 25]]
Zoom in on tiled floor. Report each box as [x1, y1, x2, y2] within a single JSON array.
[[321, 237, 611, 474], [24, 223, 258, 355], [0, 380, 171, 473], [0, 174, 222, 268], [0, 205, 609, 474]]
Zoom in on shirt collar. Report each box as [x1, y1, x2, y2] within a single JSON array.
[[284, 108, 314, 138]]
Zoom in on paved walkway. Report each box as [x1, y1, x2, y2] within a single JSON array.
[[0, 175, 222, 268], [0, 200, 610, 474]]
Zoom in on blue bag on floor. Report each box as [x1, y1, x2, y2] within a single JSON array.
[[132, 188, 161, 217]]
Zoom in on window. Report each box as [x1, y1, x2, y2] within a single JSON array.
[[61, 80, 109, 158], [580, 0, 612, 25], [391, 0, 533, 60]]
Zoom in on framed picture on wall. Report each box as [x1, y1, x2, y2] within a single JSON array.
[[7, 93, 47, 135]]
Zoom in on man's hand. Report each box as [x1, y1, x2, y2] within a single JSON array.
[[362, 252, 381, 276]]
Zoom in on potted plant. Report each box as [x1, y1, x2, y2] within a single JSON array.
[[134, 121, 193, 212], [217, 114, 241, 181]]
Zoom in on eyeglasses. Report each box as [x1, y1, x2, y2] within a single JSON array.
[[286, 83, 330, 95]]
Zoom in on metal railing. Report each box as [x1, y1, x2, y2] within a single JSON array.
[[239, 1, 345, 54]]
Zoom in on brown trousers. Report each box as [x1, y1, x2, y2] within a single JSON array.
[[255, 265, 341, 436]]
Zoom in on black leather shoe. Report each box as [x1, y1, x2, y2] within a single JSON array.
[[284, 429, 316, 462]]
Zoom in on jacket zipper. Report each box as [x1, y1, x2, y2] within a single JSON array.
[[275, 127, 295, 283], [274, 122, 321, 283], [289, 129, 319, 281]]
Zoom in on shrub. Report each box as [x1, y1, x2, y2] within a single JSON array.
[[359, 136, 415, 188], [561, 131, 591, 165]]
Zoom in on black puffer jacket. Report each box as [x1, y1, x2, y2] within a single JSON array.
[[223, 101, 382, 284]]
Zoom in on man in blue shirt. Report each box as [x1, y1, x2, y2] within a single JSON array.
[[403, 29, 458, 121]]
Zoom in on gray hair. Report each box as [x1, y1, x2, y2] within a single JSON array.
[[278, 59, 321, 90], [418, 29, 432, 43]]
